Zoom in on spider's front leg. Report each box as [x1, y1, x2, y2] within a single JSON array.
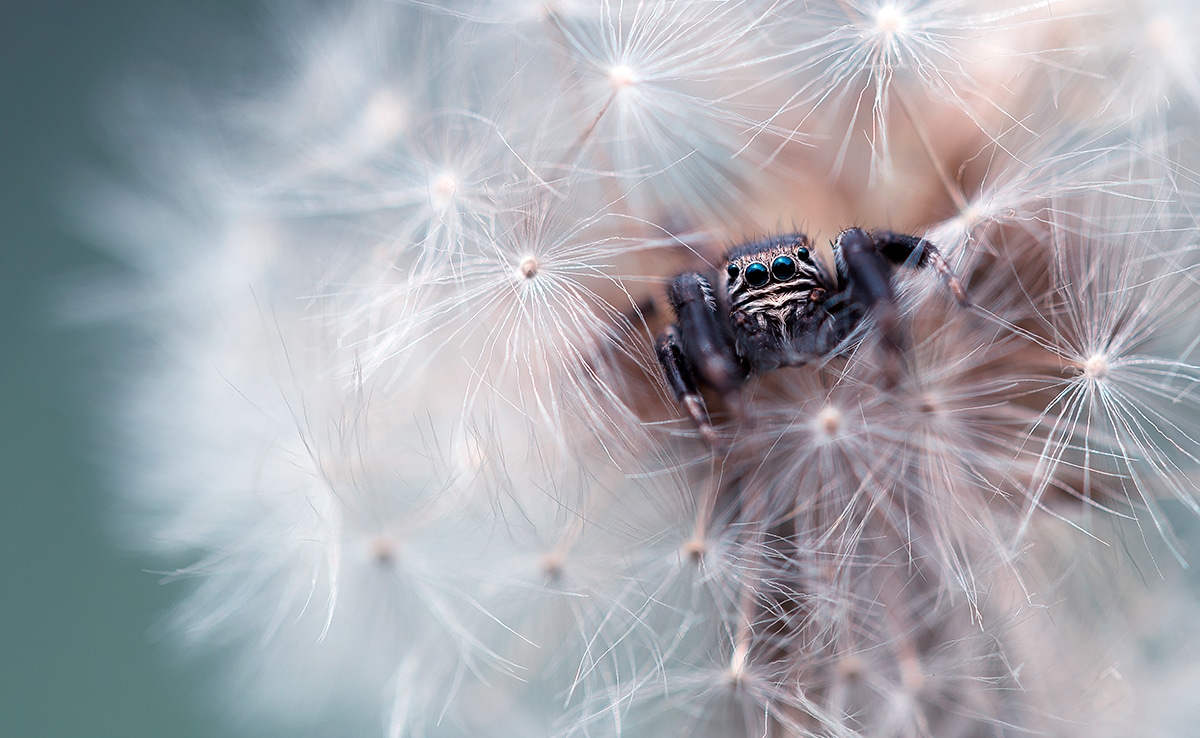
[[655, 325, 720, 447], [836, 227, 970, 380], [654, 272, 746, 446], [867, 228, 970, 306]]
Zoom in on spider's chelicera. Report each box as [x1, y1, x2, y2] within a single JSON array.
[[654, 227, 968, 445]]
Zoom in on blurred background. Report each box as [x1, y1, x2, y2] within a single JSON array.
[[1, 3, 250, 736]]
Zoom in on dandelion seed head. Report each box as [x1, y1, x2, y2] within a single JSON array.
[[912, 389, 952, 428], [814, 403, 844, 440], [1081, 352, 1109, 381], [429, 171, 459, 209], [873, 3, 909, 37], [837, 653, 866, 682], [369, 535, 402, 566], [538, 551, 565, 579], [955, 195, 999, 232], [517, 255, 540, 280], [682, 537, 707, 562], [607, 63, 639, 89], [726, 641, 750, 684]]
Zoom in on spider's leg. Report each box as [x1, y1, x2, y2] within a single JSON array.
[[838, 227, 904, 345], [870, 229, 971, 306], [655, 325, 719, 447], [658, 272, 747, 444], [667, 272, 746, 395]]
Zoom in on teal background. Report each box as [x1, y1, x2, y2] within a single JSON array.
[[1, 3, 254, 736]]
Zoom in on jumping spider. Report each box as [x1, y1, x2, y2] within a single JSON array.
[[654, 227, 969, 445]]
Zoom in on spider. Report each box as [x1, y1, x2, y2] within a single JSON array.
[[654, 227, 969, 445]]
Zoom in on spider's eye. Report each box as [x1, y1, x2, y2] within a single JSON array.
[[726, 263, 740, 281], [744, 262, 770, 287], [771, 255, 796, 281], [796, 247, 810, 261]]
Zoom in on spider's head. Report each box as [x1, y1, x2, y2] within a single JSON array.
[[723, 234, 822, 311]]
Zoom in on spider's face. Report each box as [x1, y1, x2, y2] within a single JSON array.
[[723, 234, 824, 313], [656, 226, 965, 442]]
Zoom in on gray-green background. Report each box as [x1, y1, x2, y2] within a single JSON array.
[[2, 3, 256, 736]]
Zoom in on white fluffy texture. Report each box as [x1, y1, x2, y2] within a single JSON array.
[[95, 1, 1200, 736]]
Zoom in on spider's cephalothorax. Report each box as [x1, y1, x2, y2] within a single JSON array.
[[654, 227, 968, 445]]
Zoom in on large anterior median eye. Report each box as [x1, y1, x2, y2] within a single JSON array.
[[771, 255, 796, 280], [744, 262, 770, 287]]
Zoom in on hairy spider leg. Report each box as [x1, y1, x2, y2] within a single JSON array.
[[836, 228, 969, 383], [655, 325, 720, 447], [655, 272, 748, 443], [869, 229, 971, 307], [838, 228, 906, 358]]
